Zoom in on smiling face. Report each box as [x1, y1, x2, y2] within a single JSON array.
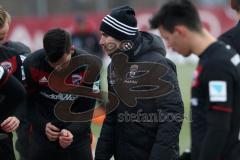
[[99, 31, 121, 57], [159, 25, 192, 57]]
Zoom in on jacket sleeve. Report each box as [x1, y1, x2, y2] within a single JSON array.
[[198, 60, 234, 160], [14, 54, 27, 120], [23, 57, 48, 133], [149, 58, 184, 160], [95, 65, 116, 160], [95, 110, 116, 160], [0, 66, 26, 121], [12, 54, 23, 81]]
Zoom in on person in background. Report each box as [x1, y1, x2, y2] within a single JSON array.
[[72, 15, 103, 58], [150, 0, 240, 159], [218, 0, 240, 53]]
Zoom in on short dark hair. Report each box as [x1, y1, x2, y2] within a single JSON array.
[[43, 28, 72, 63], [150, 0, 202, 33]]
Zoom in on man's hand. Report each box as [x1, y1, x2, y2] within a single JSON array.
[[59, 129, 73, 149], [1, 116, 20, 133], [45, 122, 60, 141]]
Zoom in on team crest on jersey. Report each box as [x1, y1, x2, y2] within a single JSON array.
[[129, 64, 138, 78], [72, 74, 82, 85], [1, 61, 12, 73], [124, 64, 139, 84]]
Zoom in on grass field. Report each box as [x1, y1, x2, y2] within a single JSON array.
[[13, 63, 196, 159], [177, 63, 196, 153]]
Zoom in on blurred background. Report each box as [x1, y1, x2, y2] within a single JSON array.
[[0, 0, 229, 16], [2, 0, 237, 53], [1, 0, 238, 159]]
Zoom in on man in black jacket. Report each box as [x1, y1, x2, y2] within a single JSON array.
[[0, 46, 25, 160], [4, 40, 31, 160], [219, 0, 240, 53], [0, 66, 26, 160], [24, 28, 96, 160], [95, 5, 184, 160], [0, 5, 28, 160], [0, 5, 31, 160], [150, 0, 240, 159], [0, 66, 26, 121]]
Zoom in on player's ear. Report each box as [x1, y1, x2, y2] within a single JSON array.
[[174, 25, 188, 37]]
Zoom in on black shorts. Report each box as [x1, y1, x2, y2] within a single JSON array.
[[15, 120, 31, 159]]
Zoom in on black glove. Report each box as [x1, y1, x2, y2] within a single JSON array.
[[179, 149, 192, 160]]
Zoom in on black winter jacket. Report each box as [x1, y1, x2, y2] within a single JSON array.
[[95, 32, 184, 160]]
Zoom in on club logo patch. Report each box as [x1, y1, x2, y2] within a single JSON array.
[[1, 61, 12, 73], [72, 74, 82, 85], [209, 81, 227, 102]]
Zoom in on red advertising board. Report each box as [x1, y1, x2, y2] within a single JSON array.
[[8, 6, 238, 51]]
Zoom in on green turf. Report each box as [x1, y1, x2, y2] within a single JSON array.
[[13, 63, 196, 159], [177, 63, 196, 153]]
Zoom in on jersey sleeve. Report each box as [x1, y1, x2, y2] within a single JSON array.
[[23, 56, 39, 94], [203, 59, 235, 114], [199, 58, 237, 160]]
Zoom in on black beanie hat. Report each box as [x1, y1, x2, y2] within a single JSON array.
[[100, 5, 138, 41]]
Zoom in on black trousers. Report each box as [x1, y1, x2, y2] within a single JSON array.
[[15, 120, 31, 160], [29, 142, 93, 160], [0, 133, 16, 160]]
